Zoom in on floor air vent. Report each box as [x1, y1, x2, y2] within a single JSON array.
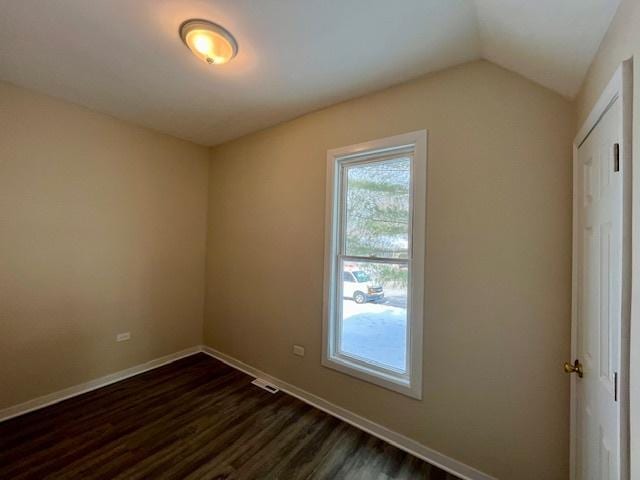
[[251, 378, 279, 394]]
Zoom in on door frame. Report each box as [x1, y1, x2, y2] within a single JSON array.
[[571, 59, 633, 480]]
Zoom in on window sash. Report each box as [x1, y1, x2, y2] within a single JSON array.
[[335, 153, 414, 379], [334, 257, 411, 377], [338, 152, 414, 261]]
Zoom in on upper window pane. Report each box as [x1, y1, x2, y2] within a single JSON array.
[[344, 157, 411, 258]]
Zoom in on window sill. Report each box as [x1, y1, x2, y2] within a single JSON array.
[[322, 353, 422, 400]]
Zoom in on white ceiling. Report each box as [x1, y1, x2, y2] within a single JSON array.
[[0, 0, 620, 146], [475, 0, 620, 98]]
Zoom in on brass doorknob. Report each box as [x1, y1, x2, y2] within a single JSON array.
[[564, 359, 583, 378]]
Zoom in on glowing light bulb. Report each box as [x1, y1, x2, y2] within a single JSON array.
[[193, 34, 213, 55]]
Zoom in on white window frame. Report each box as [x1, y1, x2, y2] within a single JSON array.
[[322, 130, 427, 399]]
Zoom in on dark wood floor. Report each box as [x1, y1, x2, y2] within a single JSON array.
[[0, 353, 459, 479]]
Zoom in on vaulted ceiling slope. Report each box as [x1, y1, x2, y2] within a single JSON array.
[[0, 0, 620, 146]]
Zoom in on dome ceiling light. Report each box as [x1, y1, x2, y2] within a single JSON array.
[[179, 19, 238, 65]]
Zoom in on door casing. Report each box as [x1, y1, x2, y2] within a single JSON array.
[[571, 59, 633, 480]]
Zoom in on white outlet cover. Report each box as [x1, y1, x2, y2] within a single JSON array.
[[116, 332, 131, 342], [293, 345, 305, 357]]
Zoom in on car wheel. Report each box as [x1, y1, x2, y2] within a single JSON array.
[[353, 291, 366, 304]]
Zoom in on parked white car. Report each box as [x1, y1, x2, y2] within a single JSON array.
[[343, 270, 384, 304]]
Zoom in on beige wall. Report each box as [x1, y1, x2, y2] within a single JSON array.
[[204, 60, 575, 479], [575, 1, 640, 477], [0, 81, 209, 410]]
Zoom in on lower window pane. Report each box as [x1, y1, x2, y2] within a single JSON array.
[[339, 260, 408, 373]]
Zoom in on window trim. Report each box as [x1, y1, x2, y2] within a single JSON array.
[[322, 130, 427, 399]]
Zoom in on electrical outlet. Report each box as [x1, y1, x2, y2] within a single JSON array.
[[293, 345, 305, 357], [116, 332, 131, 342]]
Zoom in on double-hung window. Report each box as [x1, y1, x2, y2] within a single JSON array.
[[323, 130, 427, 399]]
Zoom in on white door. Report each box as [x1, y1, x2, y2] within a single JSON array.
[[573, 96, 623, 480]]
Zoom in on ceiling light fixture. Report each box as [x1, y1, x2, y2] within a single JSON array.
[[179, 19, 238, 65]]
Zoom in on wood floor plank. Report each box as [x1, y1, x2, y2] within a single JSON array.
[[0, 353, 460, 480]]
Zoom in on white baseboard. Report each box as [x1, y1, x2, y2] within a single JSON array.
[[0, 345, 202, 422], [201, 345, 496, 480]]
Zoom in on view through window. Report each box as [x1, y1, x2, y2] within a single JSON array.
[[339, 157, 410, 372]]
